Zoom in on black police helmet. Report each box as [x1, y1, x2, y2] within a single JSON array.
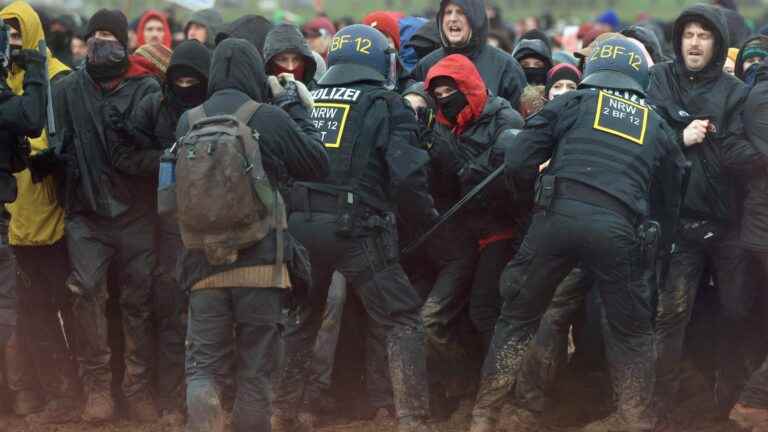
[[579, 38, 650, 96], [319, 24, 393, 87]]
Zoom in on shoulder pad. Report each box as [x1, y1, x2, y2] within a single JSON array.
[[526, 91, 582, 128]]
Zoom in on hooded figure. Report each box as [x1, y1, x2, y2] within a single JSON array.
[[215, 14, 273, 55], [735, 35, 768, 82], [184, 8, 223, 48], [0, 1, 81, 425], [425, 53, 525, 350], [263, 23, 318, 86], [512, 38, 553, 85], [136, 9, 172, 48], [174, 38, 327, 432], [622, 24, 669, 64], [41, 7, 162, 423], [647, 4, 766, 424], [409, 0, 526, 110], [398, 16, 428, 70], [406, 18, 441, 62]]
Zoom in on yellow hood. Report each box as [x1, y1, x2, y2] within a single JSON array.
[[1, 1, 69, 246]]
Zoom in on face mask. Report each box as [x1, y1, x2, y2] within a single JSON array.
[[48, 31, 70, 52], [172, 83, 207, 107], [437, 90, 468, 124], [524, 67, 548, 85], [271, 62, 306, 82], [86, 38, 129, 81], [743, 63, 760, 88]]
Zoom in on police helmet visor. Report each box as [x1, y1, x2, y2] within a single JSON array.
[[579, 70, 646, 96], [318, 62, 386, 86]]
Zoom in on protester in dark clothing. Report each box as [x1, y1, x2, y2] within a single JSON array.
[[263, 23, 318, 87], [409, 0, 526, 111], [512, 37, 553, 85], [47, 15, 76, 67], [426, 54, 525, 353], [107, 39, 211, 424], [647, 4, 766, 424], [47, 8, 162, 423], [730, 59, 768, 431], [735, 35, 768, 82], [184, 8, 223, 48], [176, 38, 328, 432], [215, 15, 273, 54]]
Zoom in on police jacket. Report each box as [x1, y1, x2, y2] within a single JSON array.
[[741, 63, 768, 251], [174, 38, 329, 291], [408, 0, 526, 110], [647, 4, 763, 225], [52, 60, 160, 219], [503, 88, 686, 241], [301, 81, 436, 229]]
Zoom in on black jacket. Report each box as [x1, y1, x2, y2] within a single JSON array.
[[52, 63, 160, 218], [174, 38, 329, 291], [263, 24, 318, 85], [647, 4, 763, 225], [408, 0, 526, 110], [431, 96, 525, 238], [741, 63, 768, 250], [215, 15, 273, 55], [184, 8, 224, 49]]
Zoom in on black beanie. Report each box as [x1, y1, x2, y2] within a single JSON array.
[[86, 9, 129, 48]]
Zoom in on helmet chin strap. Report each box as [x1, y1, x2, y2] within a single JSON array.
[[385, 50, 397, 90]]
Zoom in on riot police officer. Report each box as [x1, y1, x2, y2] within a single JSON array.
[[468, 38, 687, 432], [272, 25, 437, 432]]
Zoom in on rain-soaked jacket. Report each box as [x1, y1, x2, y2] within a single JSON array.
[[2, 1, 70, 246], [409, 0, 526, 110], [174, 38, 328, 291], [647, 4, 763, 225]]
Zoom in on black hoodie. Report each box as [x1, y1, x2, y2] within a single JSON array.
[[741, 60, 768, 250], [622, 24, 669, 64], [648, 4, 763, 225], [184, 8, 224, 49], [215, 15, 273, 56], [174, 38, 328, 291], [408, 0, 526, 110], [263, 23, 318, 86]]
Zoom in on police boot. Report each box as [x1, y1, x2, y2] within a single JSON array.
[[81, 389, 114, 423], [125, 391, 160, 422], [26, 397, 81, 425], [582, 414, 651, 432], [730, 403, 768, 431], [469, 416, 496, 432], [398, 415, 433, 432]]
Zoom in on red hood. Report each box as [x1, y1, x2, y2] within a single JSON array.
[[425, 54, 488, 134], [137, 9, 172, 48]]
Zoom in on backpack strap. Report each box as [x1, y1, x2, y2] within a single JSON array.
[[234, 100, 263, 126], [187, 105, 207, 127]]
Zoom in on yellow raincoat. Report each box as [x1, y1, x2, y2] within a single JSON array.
[[1, 1, 69, 246]]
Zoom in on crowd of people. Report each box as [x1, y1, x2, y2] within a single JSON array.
[[0, 0, 767, 431]]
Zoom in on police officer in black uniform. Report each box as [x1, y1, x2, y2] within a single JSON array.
[[272, 25, 438, 432], [468, 38, 687, 432]]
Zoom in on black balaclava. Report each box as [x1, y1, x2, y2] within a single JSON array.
[[169, 66, 207, 108], [523, 66, 548, 85], [438, 90, 468, 124]]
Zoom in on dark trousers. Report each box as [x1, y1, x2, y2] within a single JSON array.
[[65, 212, 156, 397], [473, 199, 653, 428], [154, 227, 187, 411], [469, 238, 520, 352], [274, 212, 429, 420], [653, 231, 753, 416], [12, 240, 79, 402], [185, 287, 283, 432]]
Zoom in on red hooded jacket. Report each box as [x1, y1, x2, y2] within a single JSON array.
[[425, 54, 489, 136], [136, 10, 172, 48]]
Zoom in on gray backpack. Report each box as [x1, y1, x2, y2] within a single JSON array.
[[176, 100, 286, 269]]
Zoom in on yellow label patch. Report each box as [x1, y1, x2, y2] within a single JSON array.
[[593, 91, 649, 145], [310, 103, 351, 148]]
